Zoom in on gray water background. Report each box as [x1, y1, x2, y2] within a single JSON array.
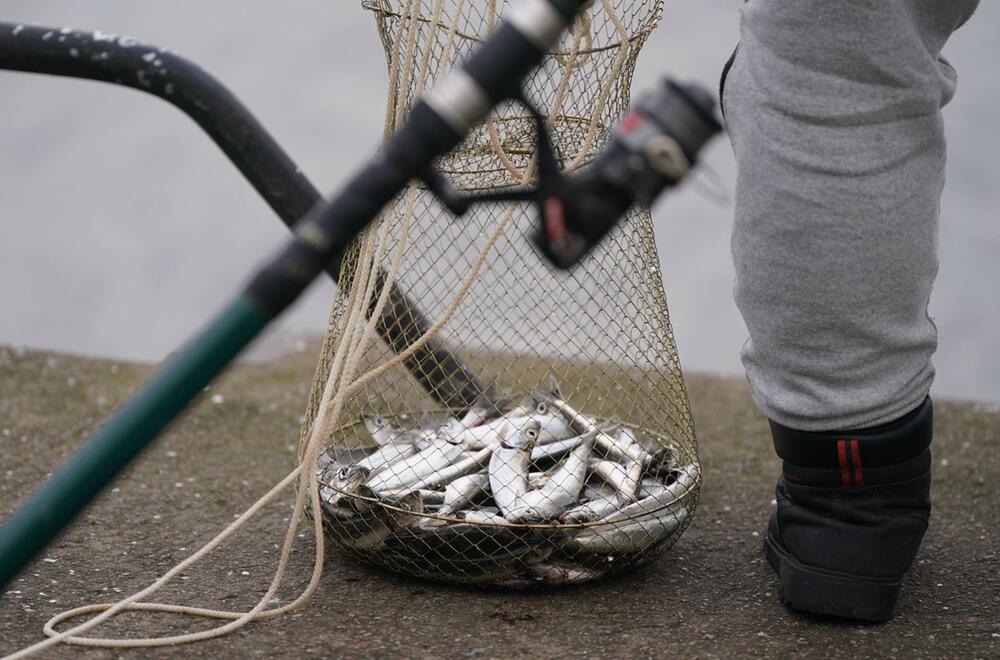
[[1, 1, 997, 403]]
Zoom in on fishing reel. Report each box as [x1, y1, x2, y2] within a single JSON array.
[[422, 78, 723, 269]]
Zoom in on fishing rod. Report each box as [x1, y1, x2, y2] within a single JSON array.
[[0, 0, 721, 590], [0, 20, 488, 412], [425, 81, 721, 269]]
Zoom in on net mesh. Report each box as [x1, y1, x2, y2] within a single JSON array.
[[298, 0, 700, 587]]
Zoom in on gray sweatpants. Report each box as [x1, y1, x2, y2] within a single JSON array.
[[723, 0, 979, 431]]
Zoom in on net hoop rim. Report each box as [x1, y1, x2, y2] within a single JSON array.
[[361, 0, 661, 57]]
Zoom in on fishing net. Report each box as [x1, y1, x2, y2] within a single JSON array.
[[299, 0, 700, 587]]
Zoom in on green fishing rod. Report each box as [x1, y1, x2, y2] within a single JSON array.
[[0, 0, 591, 590]]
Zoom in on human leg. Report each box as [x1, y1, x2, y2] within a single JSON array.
[[721, 0, 979, 620]]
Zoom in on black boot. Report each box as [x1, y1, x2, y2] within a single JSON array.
[[763, 398, 933, 622]]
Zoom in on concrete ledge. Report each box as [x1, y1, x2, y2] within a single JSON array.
[[1, 346, 997, 658]]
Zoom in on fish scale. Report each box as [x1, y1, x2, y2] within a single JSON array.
[[365, 442, 466, 492], [508, 432, 595, 522], [488, 420, 539, 518]]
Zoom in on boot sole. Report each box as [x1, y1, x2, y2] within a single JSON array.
[[763, 532, 902, 622]]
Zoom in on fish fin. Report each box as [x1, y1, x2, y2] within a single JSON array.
[[547, 375, 564, 400], [314, 446, 337, 472], [595, 420, 619, 434], [647, 445, 679, 473], [579, 430, 599, 449], [360, 412, 378, 432], [528, 387, 551, 407], [528, 377, 563, 406]]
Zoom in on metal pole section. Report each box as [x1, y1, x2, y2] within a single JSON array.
[[0, 21, 487, 412], [0, 0, 587, 590]]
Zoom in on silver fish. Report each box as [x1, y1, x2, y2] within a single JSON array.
[[534, 379, 635, 468], [377, 488, 445, 505], [638, 476, 670, 499], [316, 446, 338, 474], [509, 432, 595, 522], [429, 385, 514, 449], [443, 418, 509, 449], [562, 462, 672, 523], [410, 447, 492, 491], [567, 463, 700, 554], [439, 472, 491, 516], [524, 413, 577, 445], [364, 412, 449, 450], [457, 509, 512, 526], [529, 434, 584, 463], [488, 420, 540, 518], [561, 478, 623, 522], [506, 390, 547, 419], [559, 492, 620, 523], [337, 490, 425, 550], [361, 413, 405, 446], [318, 464, 375, 514], [365, 441, 466, 492], [448, 412, 571, 449], [356, 440, 419, 475], [589, 458, 642, 503], [582, 479, 620, 502], [459, 408, 486, 428], [515, 412, 574, 445], [596, 425, 654, 466], [567, 503, 690, 555]]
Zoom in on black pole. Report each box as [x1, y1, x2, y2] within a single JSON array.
[[0, 20, 488, 412]]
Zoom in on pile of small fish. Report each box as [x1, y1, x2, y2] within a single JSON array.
[[316, 379, 698, 586]]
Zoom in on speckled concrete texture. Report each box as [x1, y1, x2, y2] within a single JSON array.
[[1, 345, 997, 658]]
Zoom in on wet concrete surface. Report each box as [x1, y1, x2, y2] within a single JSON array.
[[1, 345, 997, 658]]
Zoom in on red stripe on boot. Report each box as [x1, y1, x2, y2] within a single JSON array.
[[836, 439, 851, 487], [850, 439, 864, 487]]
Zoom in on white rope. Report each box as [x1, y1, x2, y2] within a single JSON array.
[[6, 1, 638, 655]]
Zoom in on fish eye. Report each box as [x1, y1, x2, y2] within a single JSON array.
[[337, 467, 350, 480], [526, 429, 538, 439], [536, 402, 547, 414]]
